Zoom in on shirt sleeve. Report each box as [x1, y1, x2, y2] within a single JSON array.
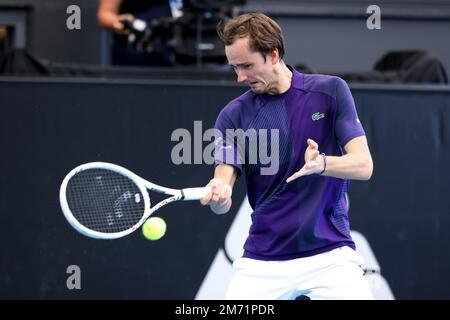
[[334, 77, 366, 147], [214, 109, 243, 175]]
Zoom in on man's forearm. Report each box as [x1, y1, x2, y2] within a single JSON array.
[[321, 153, 373, 180], [97, 12, 118, 29]]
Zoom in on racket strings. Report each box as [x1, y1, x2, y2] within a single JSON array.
[[66, 169, 147, 233]]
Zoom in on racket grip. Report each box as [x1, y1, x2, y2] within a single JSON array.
[[182, 186, 211, 200]]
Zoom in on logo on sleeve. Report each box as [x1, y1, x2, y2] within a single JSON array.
[[312, 112, 325, 121]]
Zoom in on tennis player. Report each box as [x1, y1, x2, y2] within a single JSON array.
[[200, 12, 374, 300]]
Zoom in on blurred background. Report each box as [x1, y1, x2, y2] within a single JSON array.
[[1, 0, 449, 300], [1, 0, 449, 80]]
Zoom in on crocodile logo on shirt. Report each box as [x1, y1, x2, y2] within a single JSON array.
[[312, 112, 325, 121]]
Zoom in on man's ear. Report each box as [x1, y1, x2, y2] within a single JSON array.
[[271, 48, 280, 64]]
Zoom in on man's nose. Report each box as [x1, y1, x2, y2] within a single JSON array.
[[236, 70, 248, 83]]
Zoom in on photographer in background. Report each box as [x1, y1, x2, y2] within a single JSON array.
[[97, 0, 175, 66]]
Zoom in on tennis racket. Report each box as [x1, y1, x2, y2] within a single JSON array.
[[59, 162, 210, 239]]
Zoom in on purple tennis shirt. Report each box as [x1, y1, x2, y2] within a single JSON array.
[[214, 67, 365, 261]]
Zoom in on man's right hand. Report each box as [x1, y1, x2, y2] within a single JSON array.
[[112, 14, 135, 35], [200, 178, 233, 214]]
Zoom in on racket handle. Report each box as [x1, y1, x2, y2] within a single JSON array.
[[182, 186, 211, 200]]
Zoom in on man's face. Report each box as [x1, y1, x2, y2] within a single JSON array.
[[225, 37, 278, 94]]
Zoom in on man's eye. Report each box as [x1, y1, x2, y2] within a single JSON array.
[[243, 64, 252, 69]]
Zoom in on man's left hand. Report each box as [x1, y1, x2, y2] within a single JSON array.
[[286, 138, 324, 183]]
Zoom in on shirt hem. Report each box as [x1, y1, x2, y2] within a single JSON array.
[[242, 241, 355, 261]]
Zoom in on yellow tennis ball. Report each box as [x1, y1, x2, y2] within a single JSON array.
[[142, 217, 166, 240]]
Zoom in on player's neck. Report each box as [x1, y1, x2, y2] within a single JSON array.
[[270, 62, 293, 95]]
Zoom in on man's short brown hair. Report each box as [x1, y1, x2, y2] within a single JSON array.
[[217, 12, 285, 60]]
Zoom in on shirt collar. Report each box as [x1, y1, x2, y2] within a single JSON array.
[[288, 65, 304, 90]]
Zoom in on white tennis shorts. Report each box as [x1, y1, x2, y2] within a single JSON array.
[[226, 246, 374, 300]]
